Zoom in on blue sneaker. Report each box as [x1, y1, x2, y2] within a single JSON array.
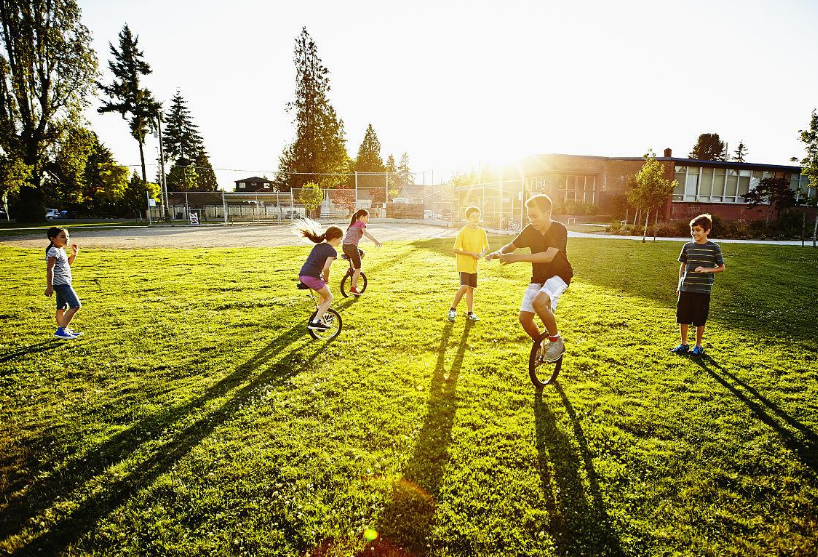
[[670, 343, 689, 354], [691, 345, 704, 356], [54, 328, 77, 340]]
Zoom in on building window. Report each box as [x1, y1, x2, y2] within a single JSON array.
[[238, 183, 245, 190]]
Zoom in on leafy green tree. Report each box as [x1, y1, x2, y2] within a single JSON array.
[[689, 133, 726, 161], [0, 0, 98, 221], [166, 161, 199, 192], [42, 125, 96, 208], [628, 151, 678, 242], [81, 134, 130, 216], [277, 27, 348, 191], [193, 151, 219, 191], [98, 24, 161, 185], [733, 140, 748, 163], [299, 181, 323, 217], [120, 172, 159, 218], [798, 109, 818, 247], [743, 176, 796, 224], [355, 124, 384, 188]]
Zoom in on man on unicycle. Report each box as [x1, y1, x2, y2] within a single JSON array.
[[486, 194, 573, 363]]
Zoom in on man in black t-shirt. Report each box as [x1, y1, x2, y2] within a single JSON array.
[[486, 194, 572, 362]]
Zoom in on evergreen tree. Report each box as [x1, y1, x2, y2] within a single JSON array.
[[166, 161, 198, 191], [120, 172, 159, 219], [163, 90, 204, 166], [398, 152, 414, 188], [689, 133, 726, 161], [277, 27, 348, 191], [355, 124, 384, 188], [0, 0, 98, 221], [98, 24, 161, 185], [743, 176, 795, 223], [733, 140, 748, 163]]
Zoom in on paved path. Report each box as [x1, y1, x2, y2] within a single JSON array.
[[1, 223, 812, 248]]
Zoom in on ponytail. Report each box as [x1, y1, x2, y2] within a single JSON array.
[[348, 209, 369, 230], [292, 219, 343, 244]]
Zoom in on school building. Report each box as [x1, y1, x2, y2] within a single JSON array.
[[461, 148, 814, 224]]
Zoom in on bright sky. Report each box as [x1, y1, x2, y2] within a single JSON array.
[[80, 0, 818, 189]]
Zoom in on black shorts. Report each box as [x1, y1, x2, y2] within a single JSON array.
[[459, 272, 477, 288], [342, 244, 362, 269], [676, 291, 710, 327]]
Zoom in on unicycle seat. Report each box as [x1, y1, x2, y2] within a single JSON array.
[[296, 282, 310, 290]]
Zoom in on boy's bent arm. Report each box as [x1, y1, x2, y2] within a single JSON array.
[[502, 247, 559, 264]]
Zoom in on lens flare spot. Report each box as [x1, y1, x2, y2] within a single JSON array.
[[363, 528, 379, 542]]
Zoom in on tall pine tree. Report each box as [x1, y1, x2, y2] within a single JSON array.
[[355, 124, 384, 188], [98, 24, 160, 185], [277, 27, 347, 191], [398, 152, 414, 188], [163, 90, 204, 165]]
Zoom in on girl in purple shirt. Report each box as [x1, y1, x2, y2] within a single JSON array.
[[343, 209, 382, 296], [296, 221, 344, 331]]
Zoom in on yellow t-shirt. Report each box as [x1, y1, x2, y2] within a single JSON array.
[[454, 225, 489, 274]]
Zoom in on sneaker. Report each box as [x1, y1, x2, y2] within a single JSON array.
[[307, 320, 330, 331], [543, 337, 565, 362], [447, 309, 456, 322], [467, 313, 480, 321], [349, 286, 362, 297], [65, 328, 84, 337], [54, 328, 77, 340], [670, 344, 689, 354], [691, 345, 704, 356]]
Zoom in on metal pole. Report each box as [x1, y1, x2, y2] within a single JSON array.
[[354, 171, 358, 210], [156, 114, 169, 220], [185, 192, 189, 222], [146, 190, 152, 225], [385, 171, 389, 209], [223, 191, 228, 224]]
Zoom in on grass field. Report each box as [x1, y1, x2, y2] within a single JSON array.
[[1, 237, 817, 556]]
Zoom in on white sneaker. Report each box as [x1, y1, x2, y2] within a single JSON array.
[[467, 313, 479, 321], [65, 328, 84, 336], [447, 309, 456, 322], [543, 338, 565, 362]]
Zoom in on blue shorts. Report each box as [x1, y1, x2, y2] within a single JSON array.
[[54, 284, 81, 310]]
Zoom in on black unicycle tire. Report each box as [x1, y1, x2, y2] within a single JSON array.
[[308, 308, 342, 340], [340, 272, 367, 298], [529, 332, 562, 387]]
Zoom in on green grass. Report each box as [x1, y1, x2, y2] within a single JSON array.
[[1, 238, 817, 556]]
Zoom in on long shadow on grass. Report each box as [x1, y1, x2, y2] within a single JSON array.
[[0, 339, 67, 366], [365, 320, 472, 556], [534, 385, 625, 557], [691, 355, 818, 474], [2, 318, 337, 555]]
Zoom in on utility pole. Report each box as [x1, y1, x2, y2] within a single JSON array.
[[156, 112, 169, 220]]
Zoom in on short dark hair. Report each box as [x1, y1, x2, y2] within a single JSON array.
[[525, 194, 552, 213], [465, 206, 480, 218], [689, 213, 712, 231], [47, 226, 65, 240]]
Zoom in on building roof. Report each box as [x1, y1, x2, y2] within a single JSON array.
[[234, 176, 272, 184]]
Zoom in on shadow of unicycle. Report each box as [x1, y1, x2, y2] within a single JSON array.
[[529, 331, 563, 388]]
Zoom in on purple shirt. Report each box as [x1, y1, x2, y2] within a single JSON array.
[[344, 221, 366, 246], [299, 243, 337, 278]]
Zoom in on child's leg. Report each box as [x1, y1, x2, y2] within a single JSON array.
[[531, 292, 558, 337], [451, 285, 468, 309], [313, 286, 333, 321], [680, 324, 689, 345], [352, 268, 362, 289], [518, 311, 541, 340], [55, 309, 65, 327], [695, 325, 705, 347], [59, 307, 79, 328], [466, 286, 474, 313]]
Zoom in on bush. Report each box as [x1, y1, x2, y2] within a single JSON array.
[[555, 200, 598, 216]]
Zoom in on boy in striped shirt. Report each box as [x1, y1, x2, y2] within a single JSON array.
[[671, 214, 725, 356]]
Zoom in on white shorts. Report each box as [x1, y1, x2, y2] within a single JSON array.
[[520, 276, 569, 314]]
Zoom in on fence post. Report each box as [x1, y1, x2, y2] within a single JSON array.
[[355, 171, 358, 210], [146, 190, 152, 225], [185, 192, 189, 222], [222, 191, 228, 224]]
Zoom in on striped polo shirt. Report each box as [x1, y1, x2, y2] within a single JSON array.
[[678, 241, 723, 294]]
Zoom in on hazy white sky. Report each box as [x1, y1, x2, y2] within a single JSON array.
[[80, 0, 818, 188]]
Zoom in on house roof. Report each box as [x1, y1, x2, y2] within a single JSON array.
[[234, 176, 272, 184]]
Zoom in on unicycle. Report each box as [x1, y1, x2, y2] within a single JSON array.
[[340, 248, 367, 298], [296, 282, 343, 340], [528, 331, 563, 387]]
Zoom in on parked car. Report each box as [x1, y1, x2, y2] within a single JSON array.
[[45, 208, 61, 220]]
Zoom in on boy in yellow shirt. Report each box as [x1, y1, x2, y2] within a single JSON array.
[[448, 206, 490, 321]]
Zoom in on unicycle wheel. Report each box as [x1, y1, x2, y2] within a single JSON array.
[[529, 332, 562, 388], [308, 308, 342, 340], [340, 271, 367, 298]]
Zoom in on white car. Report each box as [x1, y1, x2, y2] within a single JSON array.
[[45, 208, 61, 220]]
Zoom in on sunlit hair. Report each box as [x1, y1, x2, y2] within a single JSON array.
[[689, 213, 713, 231], [525, 194, 552, 214], [292, 218, 343, 243], [348, 209, 369, 229], [46, 226, 66, 254], [465, 206, 480, 218]]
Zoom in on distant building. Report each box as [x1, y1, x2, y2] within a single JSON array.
[[234, 176, 274, 192]]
